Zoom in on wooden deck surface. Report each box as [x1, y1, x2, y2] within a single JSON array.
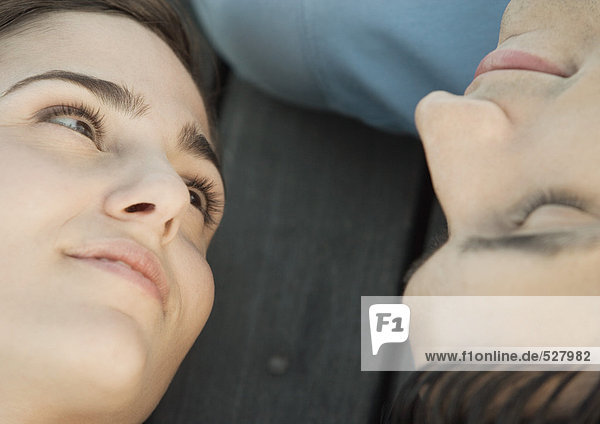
[[146, 74, 441, 423]]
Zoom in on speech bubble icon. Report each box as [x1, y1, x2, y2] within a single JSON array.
[[369, 304, 410, 355]]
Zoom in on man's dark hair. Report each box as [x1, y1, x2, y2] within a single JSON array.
[[387, 371, 600, 423]]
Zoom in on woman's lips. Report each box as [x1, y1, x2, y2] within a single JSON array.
[[75, 257, 164, 305], [474, 49, 570, 79], [65, 239, 170, 310]]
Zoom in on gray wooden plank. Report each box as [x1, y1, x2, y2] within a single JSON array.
[[147, 76, 429, 424]]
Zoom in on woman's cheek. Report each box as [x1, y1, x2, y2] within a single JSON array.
[[169, 240, 215, 344]]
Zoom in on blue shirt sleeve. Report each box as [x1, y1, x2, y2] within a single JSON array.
[[192, 0, 509, 135]]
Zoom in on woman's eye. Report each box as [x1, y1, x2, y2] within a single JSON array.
[[185, 177, 224, 227], [48, 116, 94, 139], [34, 104, 104, 144], [189, 189, 206, 212]]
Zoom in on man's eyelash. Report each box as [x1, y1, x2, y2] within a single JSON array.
[[35, 103, 106, 142], [513, 190, 587, 226], [186, 176, 224, 227]]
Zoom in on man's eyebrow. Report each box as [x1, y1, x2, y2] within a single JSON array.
[[403, 229, 600, 285], [1, 70, 150, 118], [402, 230, 449, 285], [177, 123, 221, 173], [461, 230, 600, 255]]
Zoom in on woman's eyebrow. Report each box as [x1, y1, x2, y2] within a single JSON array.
[[0, 69, 150, 118], [1, 69, 222, 173], [177, 123, 221, 172], [461, 229, 600, 255]]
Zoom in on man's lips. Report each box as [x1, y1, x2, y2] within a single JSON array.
[[65, 239, 170, 308], [474, 49, 571, 79]]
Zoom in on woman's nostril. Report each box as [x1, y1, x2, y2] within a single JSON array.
[[125, 203, 156, 213]]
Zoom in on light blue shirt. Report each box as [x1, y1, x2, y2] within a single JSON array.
[[192, 1, 509, 134]]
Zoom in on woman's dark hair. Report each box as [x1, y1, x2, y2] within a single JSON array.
[[0, 0, 218, 136], [387, 371, 600, 424]]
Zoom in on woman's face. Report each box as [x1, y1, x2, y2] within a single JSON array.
[[0, 12, 223, 422], [406, 0, 600, 296]]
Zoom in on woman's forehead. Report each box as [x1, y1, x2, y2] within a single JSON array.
[[0, 12, 206, 120]]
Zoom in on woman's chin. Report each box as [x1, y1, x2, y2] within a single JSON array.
[[1, 308, 159, 422]]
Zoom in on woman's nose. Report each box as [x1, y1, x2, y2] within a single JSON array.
[[103, 160, 190, 244]]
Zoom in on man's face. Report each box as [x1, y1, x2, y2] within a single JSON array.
[[406, 0, 600, 295]]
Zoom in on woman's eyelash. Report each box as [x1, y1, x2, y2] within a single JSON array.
[[35, 105, 223, 226], [513, 190, 587, 226], [186, 176, 224, 227], [35, 103, 106, 144]]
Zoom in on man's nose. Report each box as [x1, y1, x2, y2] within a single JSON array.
[[416, 91, 512, 155], [415, 91, 513, 232]]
